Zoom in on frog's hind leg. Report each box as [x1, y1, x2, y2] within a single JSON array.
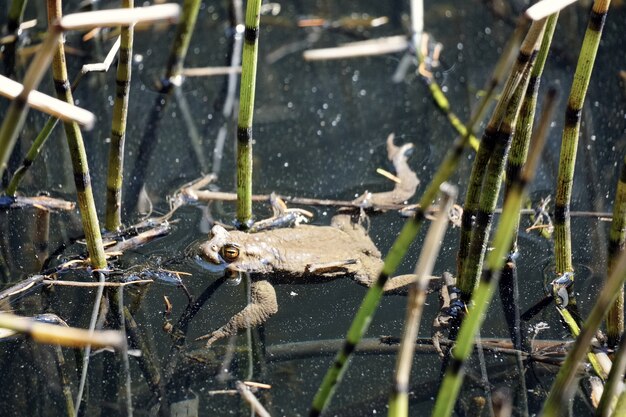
[[353, 273, 440, 294], [197, 280, 278, 347]]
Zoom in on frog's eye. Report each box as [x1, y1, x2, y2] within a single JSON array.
[[220, 244, 240, 262]]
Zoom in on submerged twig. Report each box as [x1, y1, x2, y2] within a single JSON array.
[[0, 195, 75, 211], [236, 381, 271, 417]]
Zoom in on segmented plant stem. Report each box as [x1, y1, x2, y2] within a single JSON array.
[[47, 0, 106, 270], [433, 87, 556, 417], [105, 0, 135, 231], [0, 30, 60, 181], [164, 0, 201, 82], [457, 19, 546, 301], [236, 0, 262, 227], [607, 155, 626, 347], [5, 116, 59, 196], [554, 0, 610, 276]]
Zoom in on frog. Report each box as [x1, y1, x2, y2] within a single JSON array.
[[195, 213, 423, 346], [195, 135, 424, 346]]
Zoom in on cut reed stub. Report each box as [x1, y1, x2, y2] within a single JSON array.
[[58, 3, 180, 31], [525, 0, 578, 21], [0, 312, 125, 349], [0, 74, 96, 129], [303, 35, 409, 61]]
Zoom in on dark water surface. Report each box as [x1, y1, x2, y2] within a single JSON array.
[[1, 0, 625, 416]]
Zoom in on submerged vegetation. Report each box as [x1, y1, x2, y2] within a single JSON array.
[[0, 0, 624, 416]]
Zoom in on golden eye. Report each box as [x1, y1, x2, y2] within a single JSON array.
[[220, 244, 240, 262]]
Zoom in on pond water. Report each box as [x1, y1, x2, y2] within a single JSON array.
[[1, 0, 625, 416]]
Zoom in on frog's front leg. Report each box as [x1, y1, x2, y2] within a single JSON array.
[[197, 280, 278, 346]]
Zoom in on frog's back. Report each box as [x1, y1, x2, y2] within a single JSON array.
[[250, 223, 382, 282]]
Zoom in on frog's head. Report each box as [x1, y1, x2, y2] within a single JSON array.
[[195, 225, 243, 275]]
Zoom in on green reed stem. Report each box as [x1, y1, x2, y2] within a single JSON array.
[[5, 0, 27, 77], [499, 13, 557, 352], [47, 0, 106, 270], [553, 0, 611, 280], [105, 0, 134, 231], [606, 155, 626, 348], [7, 0, 27, 33], [597, 337, 626, 417], [541, 253, 626, 417], [5, 116, 59, 196], [164, 0, 201, 83], [433, 87, 556, 417], [235, 0, 261, 227], [457, 19, 545, 301], [425, 80, 480, 151], [614, 392, 626, 417], [0, 30, 60, 180], [308, 19, 534, 417], [388, 184, 456, 417]]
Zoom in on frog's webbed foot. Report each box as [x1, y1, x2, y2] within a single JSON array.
[[352, 133, 420, 208], [197, 280, 278, 347], [249, 193, 313, 232]]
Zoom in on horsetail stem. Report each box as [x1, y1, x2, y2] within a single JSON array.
[[457, 19, 546, 301], [541, 236, 625, 416], [601, 335, 626, 417], [5, 117, 60, 196], [5, 0, 27, 77], [105, 0, 134, 231], [47, 0, 106, 270], [0, 29, 61, 180], [387, 184, 456, 417], [553, 0, 610, 283], [499, 13, 558, 352], [433, 86, 557, 417], [122, 1, 194, 212], [308, 16, 536, 417], [606, 155, 626, 347], [164, 0, 201, 83], [235, 0, 262, 228]]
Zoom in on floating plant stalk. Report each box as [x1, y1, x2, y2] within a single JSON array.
[[105, 0, 135, 231], [47, 0, 106, 270], [236, 0, 262, 227], [457, 19, 546, 302], [606, 155, 626, 348], [433, 87, 557, 417], [387, 184, 456, 417], [553, 0, 611, 314], [0, 30, 61, 179]]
